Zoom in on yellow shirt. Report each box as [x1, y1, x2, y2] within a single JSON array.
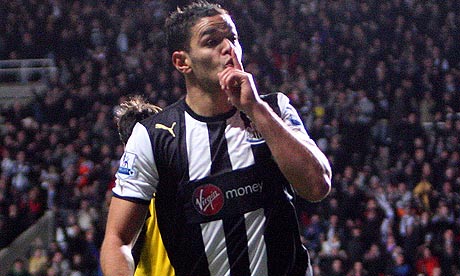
[[134, 199, 175, 276]]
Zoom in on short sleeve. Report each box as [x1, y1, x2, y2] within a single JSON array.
[[276, 93, 310, 139], [112, 123, 158, 202]]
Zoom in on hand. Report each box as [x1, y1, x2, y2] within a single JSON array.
[[217, 48, 261, 116]]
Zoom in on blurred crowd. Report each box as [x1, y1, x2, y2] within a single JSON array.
[[1, 0, 459, 275]]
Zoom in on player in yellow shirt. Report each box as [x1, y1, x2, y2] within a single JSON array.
[[115, 95, 175, 276]]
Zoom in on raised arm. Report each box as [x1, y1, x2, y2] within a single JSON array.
[[244, 100, 331, 201], [100, 197, 149, 276], [219, 48, 331, 201]]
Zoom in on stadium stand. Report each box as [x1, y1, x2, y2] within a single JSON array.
[[0, 0, 459, 275]]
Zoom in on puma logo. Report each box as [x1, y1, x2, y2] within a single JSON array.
[[155, 122, 176, 137]]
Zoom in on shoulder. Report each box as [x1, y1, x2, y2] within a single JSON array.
[[140, 100, 185, 129], [260, 92, 285, 104], [133, 100, 186, 147], [260, 92, 292, 116]]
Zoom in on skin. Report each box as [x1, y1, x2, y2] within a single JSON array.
[[101, 13, 331, 276], [101, 198, 148, 276]]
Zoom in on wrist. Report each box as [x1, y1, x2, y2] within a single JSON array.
[[243, 100, 269, 121]]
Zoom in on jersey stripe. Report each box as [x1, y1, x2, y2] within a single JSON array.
[[245, 208, 268, 276], [201, 220, 230, 276], [185, 112, 212, 181], [223, 215, 251, 276], [185, 223, 211, 276], [207, 121, 232, 175], [226, 113, 255, 169]]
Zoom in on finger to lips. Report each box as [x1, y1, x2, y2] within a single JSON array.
[[231, 48, 243, 71], [220, 60, 242, 91]]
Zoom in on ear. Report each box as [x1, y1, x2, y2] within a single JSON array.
[[172, 51, 191, 74]]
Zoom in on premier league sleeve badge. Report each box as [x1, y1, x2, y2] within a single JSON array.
[[117, 152, 138, 179]]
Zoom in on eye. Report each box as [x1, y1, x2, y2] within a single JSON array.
[[206, 39, 219, 47]]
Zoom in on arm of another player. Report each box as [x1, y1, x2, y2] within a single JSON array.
[[219, 48, 331, 202], [100, 197, 149, 276]]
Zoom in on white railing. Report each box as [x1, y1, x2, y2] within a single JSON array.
[[0, 58, 57, 83]]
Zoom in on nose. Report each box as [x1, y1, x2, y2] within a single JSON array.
[[221, 38, 234, 55]]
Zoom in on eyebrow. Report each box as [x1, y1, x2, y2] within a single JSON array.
[[199, 23, 235, 39], [200, 27, 220, 38]]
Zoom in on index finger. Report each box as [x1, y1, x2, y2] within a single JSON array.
[[231, 47, 243, 71]]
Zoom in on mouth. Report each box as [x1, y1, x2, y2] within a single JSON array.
[[224, 60, 234, 68]]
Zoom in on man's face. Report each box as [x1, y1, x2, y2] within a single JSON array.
[[186, 14, 242, 91]]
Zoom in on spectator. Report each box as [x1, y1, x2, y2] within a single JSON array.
[[69, 254, 84, 276], [312, 264, 326, 276], [325, 214, 346, 243], [10, 151, 31, 193], [319, 233, 342, 258], [5, 204, 25, 245], [438, 238, 459, 276], [7, 259, 31, 276], [302, 213, 324, 253], [346, 226, 366, 265], [1, 148, 15, 178], [329, 258, 347, 276], [416, 246, 441, 276], [362, 243, 386, 276], [431, 201, 456, 236], [24, 186, 44, 225], [402, 222, 423, 265], [49, 251, 71, 276], [346, 261, 369, 276], [76, 199, 98, 232], [388, 253, 412, 276], [28, 248, 48, 276], [361, 202, 384, 249]]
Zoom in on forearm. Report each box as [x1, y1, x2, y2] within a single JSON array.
[[100, 197, 149, 276], [247, 101, 331, 201], [100, 236, 135, 276]]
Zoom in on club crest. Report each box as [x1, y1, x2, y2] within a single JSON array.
[[240, 112, 264, 144]]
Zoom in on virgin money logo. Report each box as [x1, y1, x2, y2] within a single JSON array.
[[193, 184, 224, 216]]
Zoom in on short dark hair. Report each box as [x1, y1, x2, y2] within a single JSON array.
[[165, 1, 227, 56], [115, 95, 162, 144]]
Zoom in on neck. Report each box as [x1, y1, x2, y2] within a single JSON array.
[[185, 81, 233, 117]]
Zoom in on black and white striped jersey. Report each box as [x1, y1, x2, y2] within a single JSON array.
[[113, 93, 317, 276]]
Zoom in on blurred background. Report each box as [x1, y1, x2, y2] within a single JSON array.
[[0, 0, 459, 275]]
